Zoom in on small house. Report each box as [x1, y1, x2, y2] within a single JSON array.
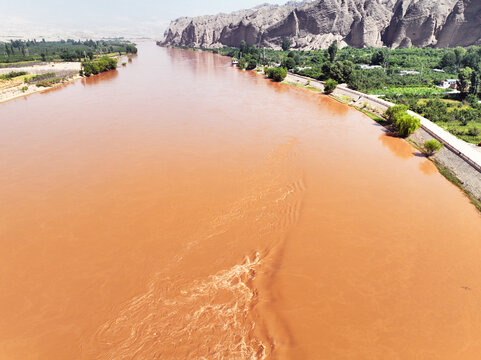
[[440, 79, 458, 89], [359, 64, 382, 70]]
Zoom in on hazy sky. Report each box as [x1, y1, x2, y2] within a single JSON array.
[[1, 0, 287, 39]]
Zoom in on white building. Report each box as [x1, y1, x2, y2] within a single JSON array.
[[440, 79, 458, 89], [359, 64, 382, 70]]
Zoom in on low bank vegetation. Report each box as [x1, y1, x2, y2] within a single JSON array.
[[81, 56, 117, 77], [23, 71, 74, 87], [0, 71, 27, 80], [324, 79, 337, 94], [385, 105, 420, 137], [424, 139, 443, 156], [265, 67, 287, 82]]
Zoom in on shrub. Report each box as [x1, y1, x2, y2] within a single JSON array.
[[20, 85, 28, 92], [238, 58, 247, 70], [467, 126, 480, 137], [81, 56, 117, 77], [25, 72, 56, 84], [246, 59, 257, 70], [266, 67, 287, 82], [324, 78, 337, 94], [0, 71, 27, 80], [125, 44, 138, 54], [395, 113, 420, 137], [282, 57, 296, 70], [35, 77, 63, 87], [385, 105, 420, 137], [424, 139, 443, 156], [385, 105, 408, 123]]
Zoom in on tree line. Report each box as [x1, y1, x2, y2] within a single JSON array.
[[81, 56, 118, 77], [0, 40, 137, 64]]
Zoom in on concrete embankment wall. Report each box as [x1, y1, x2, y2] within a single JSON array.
[[285, 73, 481, 202]]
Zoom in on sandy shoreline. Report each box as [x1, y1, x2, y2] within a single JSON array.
[[0, 75, 82, 104], [0, 62, 82, 104]]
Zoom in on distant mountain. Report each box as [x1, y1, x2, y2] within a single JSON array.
[[160, 0, 481, 49]]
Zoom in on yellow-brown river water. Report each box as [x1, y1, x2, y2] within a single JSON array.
[[1, 43, 481, 359]]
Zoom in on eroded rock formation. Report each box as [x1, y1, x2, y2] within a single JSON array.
[[160, 0, 481, 49]]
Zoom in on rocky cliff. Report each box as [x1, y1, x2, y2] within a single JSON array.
[[160, 0, 481, 49]]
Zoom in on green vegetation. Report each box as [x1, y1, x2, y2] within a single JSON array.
[[81, 56, 117, 77], [25, 73, 56, 84], [36, 77, 64, 87], [424, 139, 443, 156], [0, 39, 137, 64], [327, 41, 338, 62], [0, 71, 27, 80], [385, 105, 420, 137], [265, 67, 287, 82], [324, 79, 337, 94], [22, 72, 70, 87]]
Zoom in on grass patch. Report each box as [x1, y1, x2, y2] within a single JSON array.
[[305, 86, 321, 92], [35, 77, 64, 87], [436, 121, 481, 144], [417, 98, 470, 110], [331, 95, 350, 104], [286, 82, 322, 92], [0, 71, 28, 80], [356, 107, 386, 123], [369, 86, 446, 97], [25, 72, 56, 84]]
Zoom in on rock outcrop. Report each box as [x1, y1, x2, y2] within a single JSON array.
[[160, 0, 481, 49]]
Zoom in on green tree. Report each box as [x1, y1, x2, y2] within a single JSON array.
[[246, 58, 257, 70], [454, 46, 466, 66], [371, 49, 387, 67], [238, 57, 247, 70], [386, 105, 409, 123], [239, 40, 248, 56], [266, 67, 287, 82], [328, 41, 338, 62], [386, 105, 420, 137], [324, 79, 337, 94], [458, 67, 474, 95], [282, 38, 291, 52], [470, 71, 480, 95], [396, 113, 420, 137], [440, 51, 456, 69], [283, 57, 296, 70]]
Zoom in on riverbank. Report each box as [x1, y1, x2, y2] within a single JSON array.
[[0, 54, 127, 104], [283, 72, 481, 211], [0, 62, 81, 104], [0, 75, 83, 104]]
